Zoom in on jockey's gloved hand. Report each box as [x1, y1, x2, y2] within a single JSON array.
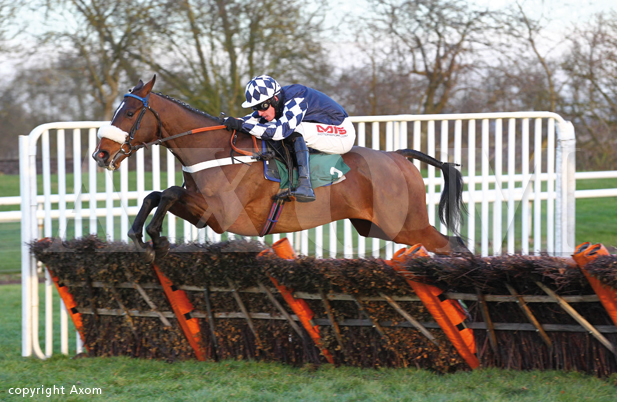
[[223, 117, 244, 132]]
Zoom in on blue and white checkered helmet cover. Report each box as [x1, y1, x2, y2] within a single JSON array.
[[242, 75, 281, 108]]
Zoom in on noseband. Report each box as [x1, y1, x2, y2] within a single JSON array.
[[117, 93, 163, 157]]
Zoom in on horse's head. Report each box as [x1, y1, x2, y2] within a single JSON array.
[[93, 76, 161, 170]]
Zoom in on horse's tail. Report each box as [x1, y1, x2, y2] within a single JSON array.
[[396, 149, 466, 235]]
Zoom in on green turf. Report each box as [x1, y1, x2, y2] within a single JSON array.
[[572, 178, 617, 249], [0, 284, 615, 401]]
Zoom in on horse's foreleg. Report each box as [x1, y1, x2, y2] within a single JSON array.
[[128, 191, 162, 260], [145, 186, 187, 260]]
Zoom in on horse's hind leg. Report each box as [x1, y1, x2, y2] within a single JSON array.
[[391, 226, 453, 255], [392, 228, 472, 255], [349, 219, 391, 240], [350, 219, 457, 254], [448, 235, 471, 254], [128, 191, 161, 261], [351, 216, 455, 254]]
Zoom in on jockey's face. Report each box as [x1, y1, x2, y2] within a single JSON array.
[[255, 95, 277, 122], [258, 105, 275, 122]]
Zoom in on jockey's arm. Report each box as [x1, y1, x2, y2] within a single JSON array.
[[241, 97, 308, 141]]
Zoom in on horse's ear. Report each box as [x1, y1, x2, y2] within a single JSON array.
[[143, 75, 156, 94], [129, 79, 145, 93]]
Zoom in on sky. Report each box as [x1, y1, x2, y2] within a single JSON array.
[[331, 0, 617, 29], [323, 0, 617, 70], [473, 0, 616, 18], [473, 0, 616, 36], [3, 0, 617, 77]]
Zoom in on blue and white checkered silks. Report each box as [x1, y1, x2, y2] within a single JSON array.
[[243, 97, 306, 140], [241, 75, 281, 108]]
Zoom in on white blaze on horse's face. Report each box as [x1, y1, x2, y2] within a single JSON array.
[[112, 101, 125, 121]]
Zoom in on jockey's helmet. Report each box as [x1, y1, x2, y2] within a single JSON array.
[[242, 75, 281, 108]]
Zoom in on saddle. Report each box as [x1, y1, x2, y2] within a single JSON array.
[[230, 132, 349, 236], [260, 140, 350, 199]]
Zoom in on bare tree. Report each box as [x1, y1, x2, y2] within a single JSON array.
[[492, 1, 566, 113], [452, 58, 561, 113], [360, 0, 492, 114], [0, 61, 93, 159], [27, 0, 157, 119], [562, 12, 617, 169], [333, 26, 430, 116], [0, 2, 18, 49], [335, 62, 428, 116], [126, 0, 333, 117]]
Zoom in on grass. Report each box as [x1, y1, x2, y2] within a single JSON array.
[[0, 284, 616, 401], [571, 178, 617, 250]]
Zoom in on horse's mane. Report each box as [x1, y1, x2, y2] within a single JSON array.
[[154, 92, 220, 122]]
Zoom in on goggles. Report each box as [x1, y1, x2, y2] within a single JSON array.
[[252, 99, 272, 112]]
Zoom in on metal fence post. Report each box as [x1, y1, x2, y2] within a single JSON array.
[[556, 120, 576, 256], [19, 135, 32, 357]]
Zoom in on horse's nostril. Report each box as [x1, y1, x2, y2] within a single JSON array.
[[93, 149, 109, 165]]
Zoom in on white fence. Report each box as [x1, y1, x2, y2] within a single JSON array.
[[15, 111, 594, 358]]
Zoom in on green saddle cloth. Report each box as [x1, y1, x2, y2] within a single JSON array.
[[276, 153, 350, 190]]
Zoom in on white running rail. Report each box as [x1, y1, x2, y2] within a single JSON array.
[[17, 111, 584, 358]]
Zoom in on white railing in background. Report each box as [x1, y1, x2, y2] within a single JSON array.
[[4, 171, 614, 225], [17, 112, 587, 358]]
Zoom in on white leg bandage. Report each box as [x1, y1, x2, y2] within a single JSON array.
[[97, 124, 129, 144]]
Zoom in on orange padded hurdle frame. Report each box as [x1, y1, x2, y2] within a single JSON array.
[[264, 238, 334, 364], [572, 242, 617, 329], [46, 267, 87, 350], [390, 245, 479, 369], [152, 263, 206, 361]]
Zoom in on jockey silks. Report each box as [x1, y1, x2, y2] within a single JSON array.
[[239, 84, 356, 154]]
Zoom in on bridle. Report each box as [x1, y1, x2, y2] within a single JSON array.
[[117, 92, 163, 158], [107, 91, 258, 169]]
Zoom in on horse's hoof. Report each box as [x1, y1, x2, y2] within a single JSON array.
[[155, 246, 169, 260], [154, 237, 170, 260], [141, 246, 156, 264]]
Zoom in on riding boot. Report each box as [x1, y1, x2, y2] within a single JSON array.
[[291, 135, 316, 202]]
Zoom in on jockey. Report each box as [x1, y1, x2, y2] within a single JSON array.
[[223, 75, 356, 203]]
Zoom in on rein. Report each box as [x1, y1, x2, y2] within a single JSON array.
[[120, 92, 258, 156], [133, 124, 228, 150], [133, 124, 259, 157]]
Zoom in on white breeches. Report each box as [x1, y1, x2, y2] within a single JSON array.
[[294, 118, 356, 154]]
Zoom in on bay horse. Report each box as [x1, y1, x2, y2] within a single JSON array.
[[93, 76, 468, 261]]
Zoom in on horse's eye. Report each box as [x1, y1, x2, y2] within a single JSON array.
[[127, 111, 135, 117]]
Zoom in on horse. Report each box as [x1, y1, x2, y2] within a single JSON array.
[[93, 76, 469, 261]]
